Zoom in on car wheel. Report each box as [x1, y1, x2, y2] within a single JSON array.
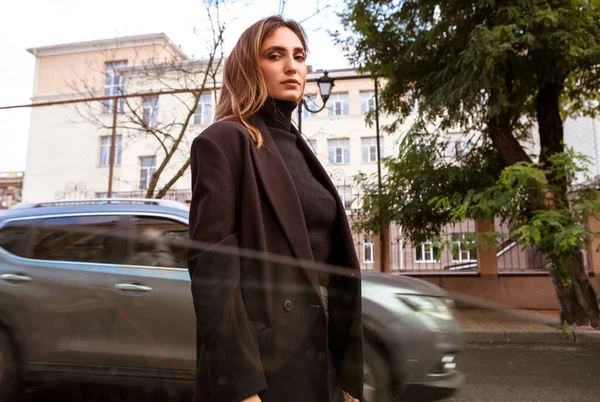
[[0, 328, 19, 402], [363, 341, 395, 402]]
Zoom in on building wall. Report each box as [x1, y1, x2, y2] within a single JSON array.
[[34, 44, 175, 99], [22, 90, 208, 202], [564, 116, 600, 182], [23, 37, 197, 202]]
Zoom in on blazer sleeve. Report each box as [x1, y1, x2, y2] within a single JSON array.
[[188, 134, 266, 402]]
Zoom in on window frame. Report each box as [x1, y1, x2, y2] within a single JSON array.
[[336, 185, 353, 211], [363, 236, 374, 264], [361, 137, 384, 163], [328, 139, 350, 164], [139, 156, 157, 190], [103, 61, 128, 114], [142, 96, 159, 128], [0, 212, 189, 271], [451, 233, 477, 262], [360, 91, 376, 115], [327, 93, 350, 116], [0, 220, 34, 258], [415, 240, 440, 263], [194, 92, 214, 125], [99, 135, 122, 166], [128, 215, 189, 269]]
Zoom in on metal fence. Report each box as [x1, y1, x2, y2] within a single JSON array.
[[389, 220, 479, 273], [495, 219, 546, 273], [382, 219, 547, 274]]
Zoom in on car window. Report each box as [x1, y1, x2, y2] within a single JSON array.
[[125, 215, 188, 269], [29, 215, 125, 264], [0, 220, 31, 257]]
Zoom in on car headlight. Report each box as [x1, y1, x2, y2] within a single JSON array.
[[397, 295, 454, 320]]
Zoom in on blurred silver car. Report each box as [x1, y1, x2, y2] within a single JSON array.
[[0, 199, 464, 402]]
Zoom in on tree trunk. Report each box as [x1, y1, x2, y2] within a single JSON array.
[[536, 82, 565, 164], [155, 158, 191, 199], [553, 251, 600, 329], [487, 111, 532, 166], [536, 81, 600, 329]]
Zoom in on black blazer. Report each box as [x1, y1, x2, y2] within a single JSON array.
[[188, 114, 363, 402]]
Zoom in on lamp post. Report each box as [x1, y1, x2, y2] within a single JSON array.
[[297, 70, 335, 133]]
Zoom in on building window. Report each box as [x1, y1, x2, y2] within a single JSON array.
[[99, 135, 122, 166], [194, 92, 213, 125], [308, 139, 317, 155], [363, 236, 374, 264], [140, 156, 157, 190], [336, 185, 353, 211], [328, 139, 350, 164], [327, 93, 349, 116], [362, 137, 384, 162], [451, 234, 477, 262], [360, 91, 376, 115], [415, 240, 440, 262], [303, 95, 318, 118], [445, 138, 467, 159], [143, 96, 159, 128], [103, 61, 127, 114]]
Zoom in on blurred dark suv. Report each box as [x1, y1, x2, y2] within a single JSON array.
[[0, 199, 464, 402]]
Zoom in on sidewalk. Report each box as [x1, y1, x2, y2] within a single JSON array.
[[454, 308, 600, 343]]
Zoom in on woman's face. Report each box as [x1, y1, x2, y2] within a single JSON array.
[[259, 27, 307, 102]]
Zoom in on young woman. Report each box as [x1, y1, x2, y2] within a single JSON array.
[[188, 16, 363, 402]]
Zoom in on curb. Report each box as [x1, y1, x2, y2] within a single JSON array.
[[573, 329, 600, 343], [463, 330, 600, 344]]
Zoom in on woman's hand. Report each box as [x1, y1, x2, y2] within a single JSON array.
[[343, 391, 359, 402], [241, 395, 261, 402]]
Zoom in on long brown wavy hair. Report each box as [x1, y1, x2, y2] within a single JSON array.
[[214, 16, 308, 148]]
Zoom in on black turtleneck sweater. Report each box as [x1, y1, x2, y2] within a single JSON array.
[[258, 98, 337, 287]]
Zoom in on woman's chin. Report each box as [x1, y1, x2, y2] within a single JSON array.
[[272, 92, 302, 102]]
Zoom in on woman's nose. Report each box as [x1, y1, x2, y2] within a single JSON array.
[[284, 57, 297, 74]]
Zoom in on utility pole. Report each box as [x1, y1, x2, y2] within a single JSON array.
[[374, 76, 387, 273]]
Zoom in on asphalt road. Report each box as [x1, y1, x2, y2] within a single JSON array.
[[20, 342, 600, 402], [445, 342, 600, 402]]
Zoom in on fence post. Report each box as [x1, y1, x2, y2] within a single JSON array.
[[475, 219, 498, 275], [374, 226, 391, 273]]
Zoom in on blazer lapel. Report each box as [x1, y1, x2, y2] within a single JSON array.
[[248, 115, 321, 294]]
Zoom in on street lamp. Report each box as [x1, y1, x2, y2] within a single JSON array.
[[297, 70, 335, 133]]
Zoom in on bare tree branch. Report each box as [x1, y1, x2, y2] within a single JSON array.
[[299, 3, 332, 24], [63, 0, 230, 199], [279, 0, 288, 15]]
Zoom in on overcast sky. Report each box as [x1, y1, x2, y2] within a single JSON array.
[[0, 0, 350, 172]]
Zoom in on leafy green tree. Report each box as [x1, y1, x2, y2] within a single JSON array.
[[340, 0, 600, 327]]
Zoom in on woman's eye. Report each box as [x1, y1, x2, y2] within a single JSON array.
[[295, 55, 306, 62], [268, 54, 281, 60]]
